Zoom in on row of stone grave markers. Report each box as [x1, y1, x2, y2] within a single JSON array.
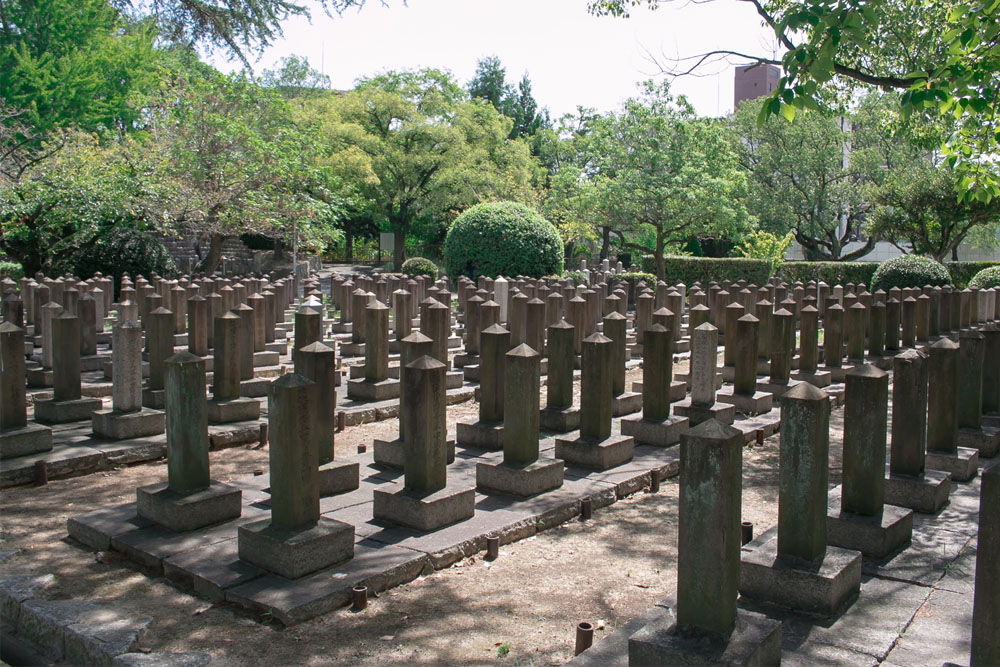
[[0, 270, 301, 465]]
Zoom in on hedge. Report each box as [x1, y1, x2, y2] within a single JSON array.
[[444, 202, 563, 279], [54, 228, 177, 292], [871, 255, 951, 293], [640, 255, 771, 286], [946, 261, 1000, 288], [780, 261, 880, 287]]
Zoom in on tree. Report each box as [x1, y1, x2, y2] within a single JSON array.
[[591, 81, 753, 279], [467, 56, 549, 140], [588, 0, 1000, 203], [0, 131, 159, 275], [314, 68, 540, 270], [868, 163, 1000, 262], [0, 0, 160, 138], [148, 72, 342, 274], [108, 0, 367, 69], [260, 54, 330, 98]]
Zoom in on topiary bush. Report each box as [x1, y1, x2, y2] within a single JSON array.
[[870, 255, 951, 293], [57, 228, 177, 293], [401, 257, 438, 279], [563, 270, 589, 286], [444, 202, 563, 279], [968, 266, 1000, 289], [0, 261, 24, 281]]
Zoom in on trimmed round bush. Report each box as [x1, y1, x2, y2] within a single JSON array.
[[871, 255, 950, 293], [0, 261, 24, 281], [617, 272, 657, 289], [401, 257, 438, 279], [968, 265, 1000, 289], [563, 270, 589, 287], [444, 202, 563, 279]]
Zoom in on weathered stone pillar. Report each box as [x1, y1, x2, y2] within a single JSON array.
[[34, 311, 102, 423], [824, 303, 844, 368], [294, 342, 337, 466], [841, 365, 889, 517], [958, 329, 985, 430], [238, 373, 354, 579], [234, 303, 255, 381], [187, 295, 208, 357], [567, 296, 586, 355], [846, 302, 866, 361], [393, 289, 412, 342], [983, 323, 1000, 415], [971, 462, 1000, 666], [212, 312, 242, 401], [580, 333, 612, 441], [247, 293, 266, 352], [0, 323, 52, 458], [676, 419, 743, 634]]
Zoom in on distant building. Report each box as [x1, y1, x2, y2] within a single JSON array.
[[734, 64, 781, 107]]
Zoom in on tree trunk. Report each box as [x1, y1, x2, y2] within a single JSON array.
[[196, 233, 226, 275], [655, 230, 665, 280], [272, 238, 284, 260], [393, 228, 405, 271], [951, 245, 959, 261], [345, 221, 354, 263], [600, 227, 611, 260]]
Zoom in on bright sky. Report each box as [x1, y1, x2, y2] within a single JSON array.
[[212, 0, 778, 119]]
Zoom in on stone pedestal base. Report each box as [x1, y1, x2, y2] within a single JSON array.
[[445, 371, 464, 390], [239, 378, 270, 398], [92, 408, 165, 440], [885, 469, 951, 514], [330, 322, 352, 334], [824, 364, 857, 384], [340, 342, 365, 357], [827, 487, 913, 560], [26, 366, 52, 388], [475, 458, 564, 497], [673, 398, 736, 426], [347, 378, 400, 401], [739, 534, 861, 617], [620, 414, 689, 447], [318, 460, 360, 497], [373, 482, 476, 532], [958, 426, 1000, 458], [373, 437, 455, 468], [238, 517, 355, 580], [253, 351, 279, 367], [141, 387, 165, 409], [207, 397, 260, 424], [80, 354, 109, 372], [34, 397, 103, 424], [611, 392, 642, 417], [265, 342, 287, 355], [721, 365, 736, 383], [791, 369, 832, 388], [926, 446, 979, 482], [456, 420, 504, 451], [757, 379, 801, 400], [137, 481, 242, 532], [554, 433, 634, 470], [716, 388, 773, 415], [463, 363, 480, 383], [0, 423, 53, 459], [628, 605, 782, 666], [453, 353, 478, 369], [539, 406, 580, 433]]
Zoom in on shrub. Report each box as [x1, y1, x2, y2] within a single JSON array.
[[563, 270, 589, 286], [0, 261, 24, 281], [968, 266, 1000, 289], [870, 255, 951, 293], [736, 230, 794, 275], [444, 202, 563, 279], [947, 261, 1000, 288], [780, 262, 880, 287], [640, 255, 771, 286], [401, 257, 438, 279], [615, 272, 657, 290], [57, 228, 177, 291]]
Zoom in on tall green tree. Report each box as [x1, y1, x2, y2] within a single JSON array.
[[591, 81, 753, 279], [467, 56, 549, 140], [315, 68, 540, 270], [0, 0, 160, 138], [148, 72, 342, 274], [589, 0, 1000, 203]]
